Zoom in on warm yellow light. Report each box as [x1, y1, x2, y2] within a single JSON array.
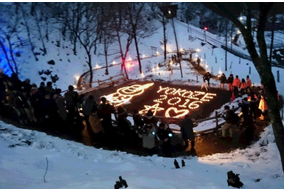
[[105, 83, 154, 107], [165, 107, 189, 118], [74, 75, 80, 81], [142, 85, 217, 118], [156, 51, 160, 55]]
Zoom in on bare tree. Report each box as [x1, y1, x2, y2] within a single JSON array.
[[56, 3, 100, 87], [204, 2, 284, 173], [126, 3, 159, 74], [0, 3, 28, 75], [97, 3, 116, 75], [108, 3, 131, 79]]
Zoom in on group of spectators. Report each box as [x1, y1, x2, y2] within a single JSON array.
[[219, 73, 253, 98], [0, 68, 197, 157]]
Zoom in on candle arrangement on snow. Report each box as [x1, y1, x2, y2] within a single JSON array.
[[104, 83, 216, 118], [139, 85, 216, 118], [105, 83, 154, 107]]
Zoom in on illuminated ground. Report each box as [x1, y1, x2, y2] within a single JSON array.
[[87, 80, 231, 122], [84, 80, 268, 157]]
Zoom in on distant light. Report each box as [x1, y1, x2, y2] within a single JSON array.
[[128, 57, 132, 61], [142, 54, 146, 58], [112, 60, 116, 65], [141, 72, 145, 78], [156, 51, 160, 55], [204, 26, 208, 31], [168, 10, 171, 14], [95, 64, 101, 69], [196, 48, 200, 52], [74, 75, 80, 81], [218, 70, 222, 75], [239, 16, 243, 20]]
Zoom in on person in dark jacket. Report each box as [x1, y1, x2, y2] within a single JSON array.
[[132, 109, 144, 131], [116, 106, 131, 137], [97, 97, 116, 136], [180, 114, 195, 151], [64, 85, 79, 123], [227, 74, 234, 91], [143, 110, 158, 130], [54, 88, 68, 127], [0, 68, 8, 117], [219, 73, 227, 90], [221, 105, 236, 140], [238, 97, 250, 127], [82, 95, 98, 134], [203, 72, 212, 87], [157, 122, 175, 157], [41, 93, 58, 129]]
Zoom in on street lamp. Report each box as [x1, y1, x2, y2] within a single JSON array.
[[204, 26, 208, 42], [159, 4, 183, 78]]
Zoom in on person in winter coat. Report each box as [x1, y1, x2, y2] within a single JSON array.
[[0, 68, 8, 117], [64, 85, 79, 123], [82, 95, 98, 134], [246, 75, 252, 93], [238, 97, 250, 127], [116, 106, 132, 137], [240, 78, 247, 95], [203, 72, 212, 87], [132, 109, 144, 131], [156, 122, 176, 157], [219, 73, 227, 90], [88, 104, 104, 143], [180, 114, 195, 151], [258, 95, 268, 120], [143, 110, 158, 130], [41, 93, 58, 128], [227, 74, 234, 91], [232, 75, 241, 97], [54, 88, 68, 124], [138, 121, 157, 156], [97, 97, 116, 136], [221, 105, 236, 140]]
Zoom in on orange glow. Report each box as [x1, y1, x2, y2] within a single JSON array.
[[104, 83, 217, 118], [105, 83, 154, 107], [141, 85, 217, 117]]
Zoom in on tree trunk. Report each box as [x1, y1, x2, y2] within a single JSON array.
[[163, 16, 167, 62], [133, 33, 142, 74]]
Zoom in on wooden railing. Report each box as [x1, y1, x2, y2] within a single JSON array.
[[123, 106, 240, 136], [78, 73, 128, 95]]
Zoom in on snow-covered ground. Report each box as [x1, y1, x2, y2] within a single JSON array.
[[1, 8, 284, 189]]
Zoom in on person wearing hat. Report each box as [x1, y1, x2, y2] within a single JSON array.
[[97, 96, 116, 138], [180, 114, 195, 152], [143, 110, 158, 130]]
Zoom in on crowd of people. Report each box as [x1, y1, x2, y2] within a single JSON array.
[[0, 68, 196, 157], [1, 66, 281, 157]]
